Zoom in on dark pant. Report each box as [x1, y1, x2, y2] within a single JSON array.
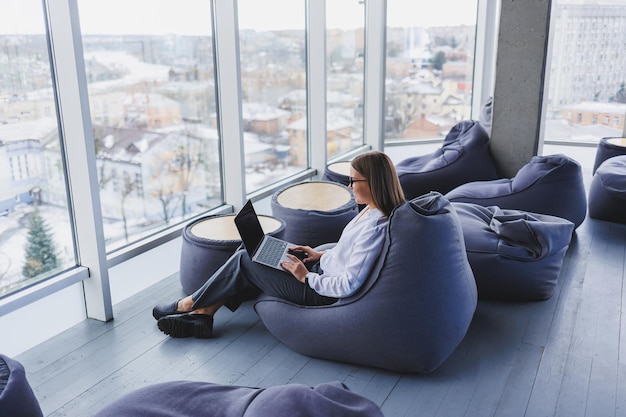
[[191, 249, 337, 312]]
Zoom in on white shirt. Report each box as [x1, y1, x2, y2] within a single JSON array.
[[306, 206, 388, 298]]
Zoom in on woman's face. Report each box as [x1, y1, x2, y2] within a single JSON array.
[[348, 167, 373, 206]]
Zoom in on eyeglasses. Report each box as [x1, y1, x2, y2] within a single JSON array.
[[348, 177, 368, 187]]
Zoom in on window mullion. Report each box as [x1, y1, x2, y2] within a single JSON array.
[[363, 0, 386, 151], [45, 0, 112, 321], [213, 0, 246, 208], [472, 0, 500, 119], [307, 0, 327, 175]]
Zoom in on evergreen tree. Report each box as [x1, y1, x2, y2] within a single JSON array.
[[614, 82, 626, 104], [22, 207, 58, 278], [431, 51, 447, 71]]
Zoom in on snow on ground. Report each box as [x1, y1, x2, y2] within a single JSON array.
[[0, 204, 74, 295]]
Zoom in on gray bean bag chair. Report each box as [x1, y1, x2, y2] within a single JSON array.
[[588, 155, 626, 224], [0, 355, 43, 417], [478, 96, 493, 136], [592, 137, 626, 174], [255, 192, 478, 373], [95, 380, 383, 417], [395, 120, 499, 199], [445, 154, 587, 229], [452, 203, 575, 301]]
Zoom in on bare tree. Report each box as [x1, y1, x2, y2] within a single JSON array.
[[119, 172, 137, 242], [154, 187, 179, 225]]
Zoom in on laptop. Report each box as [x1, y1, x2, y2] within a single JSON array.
[[234, 200, 296, 271]]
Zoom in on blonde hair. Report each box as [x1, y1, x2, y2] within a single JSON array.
[[351, 151, 405, 217]]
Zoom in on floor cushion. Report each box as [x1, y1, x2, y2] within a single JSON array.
[[395, 120, 499, 199], [322, 160, 351, 186], [478, 96, 493, 135], [179, 213, 286, 294], [95, 381, 383, 417], [0, 354, 43, 417], [271, 181, 358, 247], [446, 154, 587, 228], [588, 155, 626, 224], [452, 203, 575, 301], [592, 137, 626, 174]]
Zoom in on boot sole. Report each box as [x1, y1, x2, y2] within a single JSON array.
[[157, 315, 213, 339]]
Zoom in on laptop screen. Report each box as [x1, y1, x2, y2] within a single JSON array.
[[234, 200, 266, 257]]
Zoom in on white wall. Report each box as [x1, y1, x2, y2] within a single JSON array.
[[0, 238, 182, 357]]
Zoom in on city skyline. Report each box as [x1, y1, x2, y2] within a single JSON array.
[[1, 0, 479, 36]]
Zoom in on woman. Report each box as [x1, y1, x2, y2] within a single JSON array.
[[153, 151, 405, 338]]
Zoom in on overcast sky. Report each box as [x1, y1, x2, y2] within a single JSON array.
[[0, 0, 478, 35], [3, 0, 625, 35]]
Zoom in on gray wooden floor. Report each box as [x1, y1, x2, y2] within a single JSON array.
[[16, 214, 626, 417]]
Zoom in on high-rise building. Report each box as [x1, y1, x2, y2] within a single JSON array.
[[547, 2, 626, 116]]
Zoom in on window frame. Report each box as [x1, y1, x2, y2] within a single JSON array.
[[0, 0, 494, 319]]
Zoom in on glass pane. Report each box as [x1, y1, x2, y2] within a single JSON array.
[[545, 1, 626, 145], [385, 0, 479, 141], [76, 0, 221, 251], [0, 1, 76, 296], [327, 0, 365, 159], [238, 0, 307, 192]]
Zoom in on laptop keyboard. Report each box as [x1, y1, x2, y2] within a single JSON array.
[[256, 236, 288, 266]]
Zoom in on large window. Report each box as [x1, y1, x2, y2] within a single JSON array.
[[544, 0, 626, 143], [327, 0, 365, 159], [237, 0, 308, 192], [0, 0, 499, 309], [384, 0, 479, 141], [0, 1, 76, 296], [76, 0, 221, 251]]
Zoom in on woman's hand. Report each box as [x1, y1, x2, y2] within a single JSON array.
[[280, 255, 309, 283], [288, 245, 324, 263], [281, 245, 325, 283]]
